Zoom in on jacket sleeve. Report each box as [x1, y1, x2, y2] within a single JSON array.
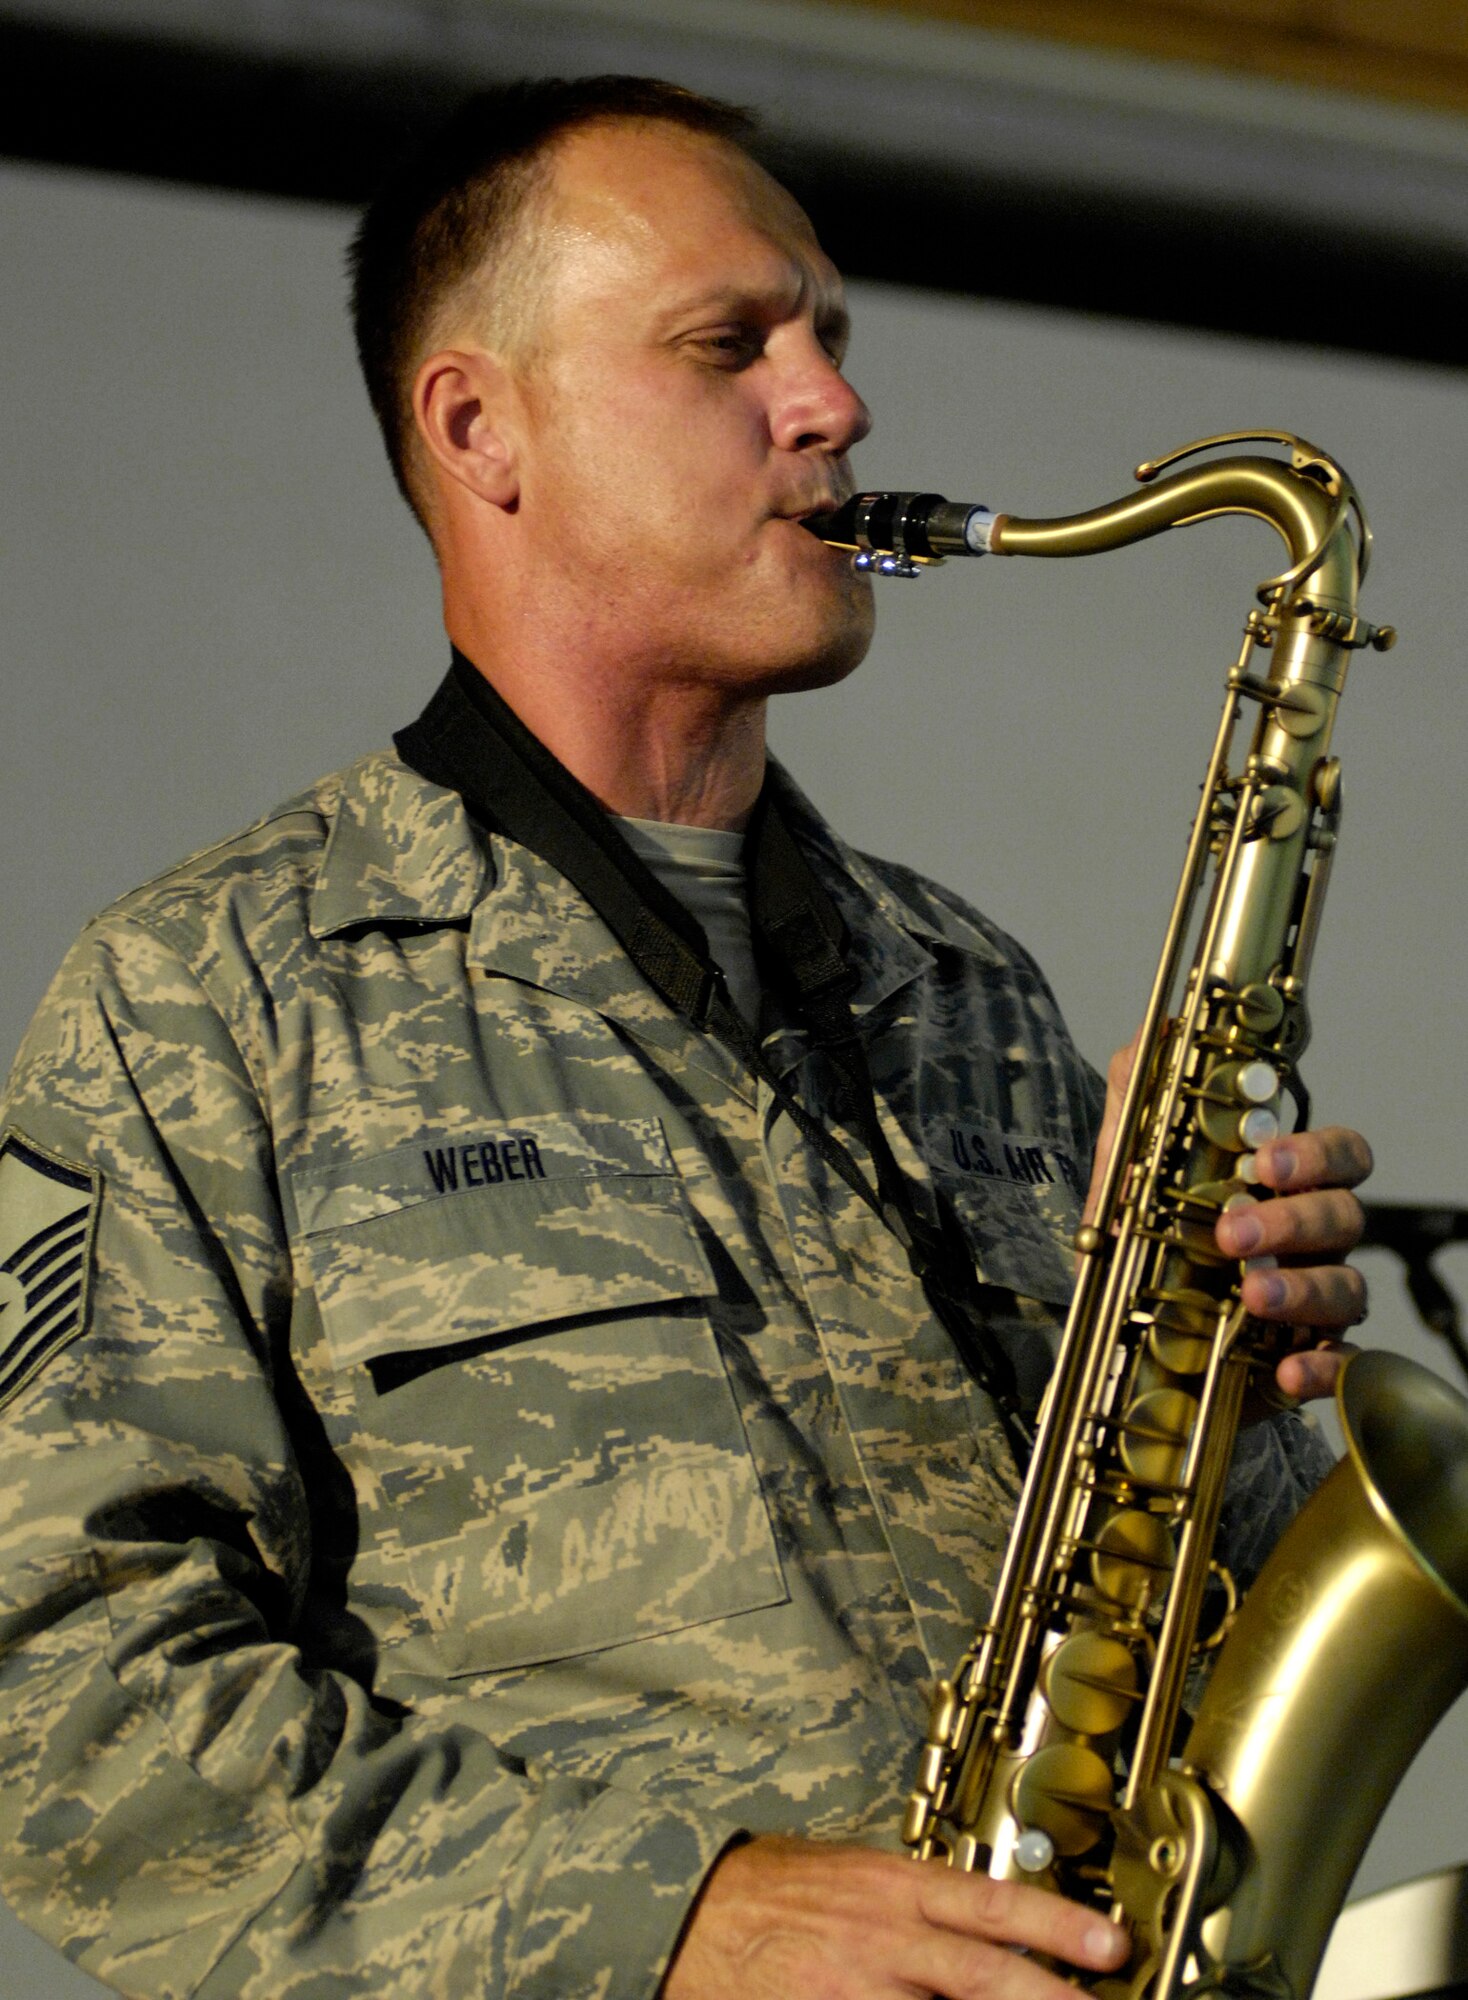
[[1217, 1405, 1335, 1592], [0, 917, 742, 2000]]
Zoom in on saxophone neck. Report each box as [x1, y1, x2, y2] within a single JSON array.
[[808, 435, 1381, 630], [992, 433, 1364, 618]]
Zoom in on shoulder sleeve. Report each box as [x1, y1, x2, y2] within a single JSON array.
[[0, 917, 740, 2000]]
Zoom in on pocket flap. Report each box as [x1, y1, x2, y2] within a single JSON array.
[[295, 1113, 674, 1232], [293, 1115, 714, 1372], [925, 1116, 1084, 1306]]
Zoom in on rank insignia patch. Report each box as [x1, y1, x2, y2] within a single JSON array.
[[0, 1128, 99, 1411]]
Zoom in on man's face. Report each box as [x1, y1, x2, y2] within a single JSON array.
[[504, 119, 875, 694]]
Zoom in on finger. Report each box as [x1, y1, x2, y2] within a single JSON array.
[[1276, 1341, 1357, 1403], [910, 1927, 1124, 2000], [1249, 1126, 1374, 1195], [915, 1868, 1127, 1974], [1239, 1259, 1368, 1328], [1216, 1188, 1364, 1261]]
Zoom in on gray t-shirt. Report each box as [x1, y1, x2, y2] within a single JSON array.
[[618, 815, 761, 1029]]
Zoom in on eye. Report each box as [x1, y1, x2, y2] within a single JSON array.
[[691, 325, 764, 367], [818, 319, 851, 366]]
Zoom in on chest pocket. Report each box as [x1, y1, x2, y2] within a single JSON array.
[[923, 1118, 1083, 1410], [293, 1114, 787, 1677]]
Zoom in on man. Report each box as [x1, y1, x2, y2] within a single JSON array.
[[0, 78, 1368, 2000]]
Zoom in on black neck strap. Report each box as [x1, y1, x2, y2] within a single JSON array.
[[395, 654, 1033, 1464]]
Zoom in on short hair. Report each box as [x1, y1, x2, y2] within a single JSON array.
[[348, 76, 757, 521]]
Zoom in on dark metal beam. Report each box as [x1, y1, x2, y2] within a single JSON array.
[[4, 0, 1467, 367]]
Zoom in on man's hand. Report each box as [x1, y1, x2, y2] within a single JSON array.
[[660, 1836, 1127, 2000], [1215, 1124, 1372, 1400], [1087, 1038, 1373, 1407]]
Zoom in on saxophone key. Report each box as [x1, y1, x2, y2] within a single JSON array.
[[1246, 783, 1307, 842], [1264, 678, 1330, 740], [1143, 1285, 1223, 1375], [1172, 1178, 1249, 1215], [1117, 1388, 1200, 1489], [1234, 980, 1286, 1033], [918, 1742, 948, 1796], [1157, 1214, 1234, 1264], [901, 1794, 933, 1849], [927, 1677, 961, 1745], [1195, 1059, 1283, 1151], [1013, 1827, 1057, 1874], [1010, 1742, 1115, 1856], [1039, 1630, 1141, 1736], [1091, 1510, 1177, 1611]]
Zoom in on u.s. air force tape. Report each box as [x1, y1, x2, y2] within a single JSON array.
[[0, 1128, 99, 1411]]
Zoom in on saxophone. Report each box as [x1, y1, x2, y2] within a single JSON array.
[[809, 434, 1468, 2000]]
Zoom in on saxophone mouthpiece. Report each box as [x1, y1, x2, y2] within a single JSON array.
[[804, 491, 1003, 575]]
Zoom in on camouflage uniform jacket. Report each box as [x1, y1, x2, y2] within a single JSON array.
[[0, 745, 1328, 1999]]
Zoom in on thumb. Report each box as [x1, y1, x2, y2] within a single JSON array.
[[1083, 1028, 1143, 1227]]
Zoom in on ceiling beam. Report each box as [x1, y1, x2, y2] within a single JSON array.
[[4, 0, 1466, 366], [806, 0, 1468, 118]]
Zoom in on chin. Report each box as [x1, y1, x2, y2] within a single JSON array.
[[697, 561, 875, 695], [783, 590, 876, 691], [747, 568, 875, 694], [728, 630, 871, 698], [771, 634, 870, 694]]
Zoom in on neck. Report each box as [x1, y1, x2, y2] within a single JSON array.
[[446, 616, 768, 833]]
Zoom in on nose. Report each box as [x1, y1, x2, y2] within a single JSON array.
[[771, 338, 872, 458]]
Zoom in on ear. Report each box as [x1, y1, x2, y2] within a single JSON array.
[[413, 347, 521, 509]]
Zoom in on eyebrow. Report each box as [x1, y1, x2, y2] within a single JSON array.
[[658, 281, 851, 346]]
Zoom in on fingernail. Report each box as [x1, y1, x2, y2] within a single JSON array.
[[1225, 1213, 1262, 1255], [1258, 1274, 1287, 1311], [1269, 1146, 1297, 1185], [1088, 1922, 1125, 1964]]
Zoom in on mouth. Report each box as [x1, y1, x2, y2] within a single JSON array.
[[787, 497, 848, 540], [794, 502, 853, 550]]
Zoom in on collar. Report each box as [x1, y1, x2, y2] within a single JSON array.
[[760, 760, 942, 1021], [308, 751, 487, 939], [309, 662, 977, 1034]]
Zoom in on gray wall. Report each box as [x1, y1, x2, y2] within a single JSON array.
[[3, 157, 1466, 1994]]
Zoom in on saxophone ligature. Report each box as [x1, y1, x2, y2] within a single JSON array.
[[808, 434, 1468, 2000]]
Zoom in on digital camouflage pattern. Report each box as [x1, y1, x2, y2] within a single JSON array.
[[0, 747, 1331, 1998]]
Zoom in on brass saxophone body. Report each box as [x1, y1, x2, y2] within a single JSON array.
[[811, 435, 1468, 1999]]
